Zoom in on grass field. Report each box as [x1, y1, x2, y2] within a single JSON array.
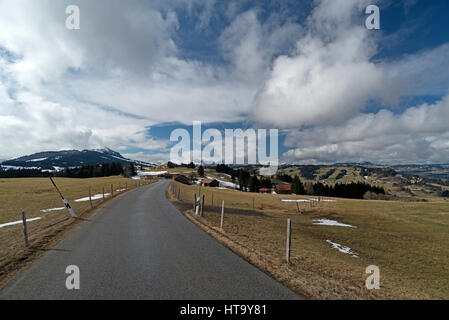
[[168, 181, 449, 299], [0, 177, 143, 223], [0, 176, 154, 286]]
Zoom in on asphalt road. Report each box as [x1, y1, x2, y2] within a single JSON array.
[[0, 180, 301, 300]]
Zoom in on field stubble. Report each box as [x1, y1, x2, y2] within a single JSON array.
[[168, 181, 449, 299]]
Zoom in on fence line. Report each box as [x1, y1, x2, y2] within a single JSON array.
[[1, 179, 154, 250]]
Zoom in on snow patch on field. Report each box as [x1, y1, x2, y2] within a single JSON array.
[[218, 180, 239, 189], [40, 207, 65, 213], [282, 199, 310, 203], [310, 198, 336, 202], [75, 193, 110, 202], [313, 219, 356, 228], [325, 240, 359, 258], [137, 171, 167, 176], [205, 176, 239, 189], [0, 217, 42, 229]]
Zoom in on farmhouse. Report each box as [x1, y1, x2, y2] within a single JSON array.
[[202, 178, 219, 187], [275, 184, 291, 194]]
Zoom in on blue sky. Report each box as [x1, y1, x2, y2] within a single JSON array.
[[1, 0, 449, 164]]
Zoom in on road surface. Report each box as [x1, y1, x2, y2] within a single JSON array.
[[0, 180, 301, 300]]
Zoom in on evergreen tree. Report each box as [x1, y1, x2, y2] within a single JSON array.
[[248, 175, 260, 192], [198, 165, 205, 177], [187, 162, 196, 169], [291, 175, 305, 195]]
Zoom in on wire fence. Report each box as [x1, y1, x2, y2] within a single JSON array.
[[0, 177, 157, 270]]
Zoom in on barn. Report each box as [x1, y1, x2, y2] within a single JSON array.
[[173, 174, 191, 185], [202, 178, 219, 187]]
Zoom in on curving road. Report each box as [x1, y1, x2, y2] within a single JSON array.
[[0, 180, 300, 300]]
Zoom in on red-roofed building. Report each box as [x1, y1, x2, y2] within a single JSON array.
[[275, 184, 291, 194]]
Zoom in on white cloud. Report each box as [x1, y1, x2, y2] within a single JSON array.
[[0, 0, 261, 159], [386, 43, 449, 97], [250, 0, 394, 128], [122, 152, 170, 164], [283, 95, 449, 164], [1, 0, 448, 165], [219, 9, 302, 83]]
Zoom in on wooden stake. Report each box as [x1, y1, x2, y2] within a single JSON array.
[[195, 197, 200, 216], [21, 211, 29, 248], [200, 195, 205, 217], [220, 200, 225, 228], [286, 218, 291, 263], [89, 187, 93, 208]]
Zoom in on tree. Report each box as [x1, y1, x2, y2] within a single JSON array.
[[167, 161, 177, 168], [238, 170, 244, 191], [291, 175, 305, 195], [198, 165, 205, 177], [277, 173, 293, 183], [248, 175, 260, 192], [187, 162, 196, 169]]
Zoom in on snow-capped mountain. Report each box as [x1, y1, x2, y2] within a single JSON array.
[[1, 148, 155, 170]]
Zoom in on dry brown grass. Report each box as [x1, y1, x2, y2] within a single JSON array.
[[168, 181, 449, 300], [0, 176, 155, 287]]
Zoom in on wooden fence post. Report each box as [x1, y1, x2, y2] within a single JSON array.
[[286, 218, 291, 263], [111, 184, 114, 197], [102, 187, 105, 200], [89, 187, 93, 208], [211, 192, 214, 207], [194, 193, 197, 211], [195, 197, 200, 216], [220, 200, 225, 228], [296, 202, 300, 214], [21, 211, 29, 248], [200, 195, 205, 216]]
